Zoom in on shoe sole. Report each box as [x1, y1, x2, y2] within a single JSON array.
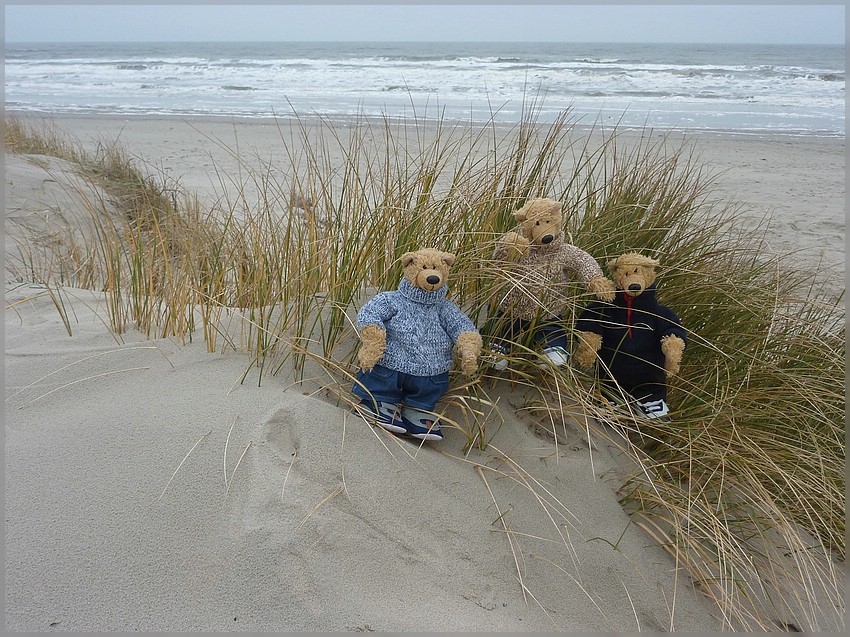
[[408, 431, 443, 441], [378, 422, 409, 434], [352, 406, 407, 434]]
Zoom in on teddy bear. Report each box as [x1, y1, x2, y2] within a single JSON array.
[[352, 248, 482, 441], [574, 252, 687, 419], [486, 197, 616, 370]]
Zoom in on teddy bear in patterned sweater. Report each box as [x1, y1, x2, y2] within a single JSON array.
[[486, 198, 616, 370]]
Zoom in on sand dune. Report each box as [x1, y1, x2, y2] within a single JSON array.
[[4, 115, 845, 632]]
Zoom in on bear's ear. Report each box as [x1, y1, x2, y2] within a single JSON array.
[[440, 252, 456, 267], [607, 258, 621, 273], [513, 200, 535, 222], [401, 252, 417, 268]]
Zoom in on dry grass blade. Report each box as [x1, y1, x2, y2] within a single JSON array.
[[6, 345, 160, 402], [21, 367, 150, 407], [475, 464, 528, 603], [280, 451, 297, 502], [223, 416, 238, 490], [158, 429, 213, 501], [222, 441, 253, 503], [298, 484, 345, 530]]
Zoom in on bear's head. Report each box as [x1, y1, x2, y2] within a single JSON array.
[[608, 253, 660, 297], [401, 248, 456, 292], [513, 198, 563, 246]]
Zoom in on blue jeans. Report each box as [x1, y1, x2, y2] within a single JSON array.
[[352, 364, 450, 411]]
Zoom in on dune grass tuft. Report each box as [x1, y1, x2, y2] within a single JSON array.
[[4, 112, 844, 631]]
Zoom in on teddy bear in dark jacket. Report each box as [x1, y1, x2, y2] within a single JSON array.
[[574, 253, 686, 419]]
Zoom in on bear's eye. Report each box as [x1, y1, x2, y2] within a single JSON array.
[[535, 221, 540, 226]]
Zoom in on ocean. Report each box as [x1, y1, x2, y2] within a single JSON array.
[[4, 41, 845, 136]]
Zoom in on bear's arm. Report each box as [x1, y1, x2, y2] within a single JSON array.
[[492, 228, 526, 261], [439, 300, 479, 342], [356, 292, 397, 330], [559, 244, 605, 284], [575, 302, 608, 335], [656, 305, 687, 346]]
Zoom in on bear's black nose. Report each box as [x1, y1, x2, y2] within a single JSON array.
[[426, 275, 441, 285], [628, 283, 642, 292], [541, 234, 554, 244]]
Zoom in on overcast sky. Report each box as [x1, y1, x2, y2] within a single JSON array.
[[3, 3, 846, 45]]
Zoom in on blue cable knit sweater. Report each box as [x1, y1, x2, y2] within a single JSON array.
[[357, 278, 478, 377]]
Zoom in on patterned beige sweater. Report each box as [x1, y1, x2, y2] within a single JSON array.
[[492, 233, 605, 321]]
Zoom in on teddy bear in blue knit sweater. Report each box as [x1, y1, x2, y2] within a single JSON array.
[[352, 248, 482, 441]]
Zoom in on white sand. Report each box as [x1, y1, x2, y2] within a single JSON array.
[[4, 114, 845, 632]]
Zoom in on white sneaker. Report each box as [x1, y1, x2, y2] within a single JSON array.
[[486, 342, 510, 371], [538, 346, 570, 368], [491, 357, 509, 371], [637, 399, 670, 419]]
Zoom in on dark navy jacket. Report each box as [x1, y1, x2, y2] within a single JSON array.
[[575, 284, 687, 390]]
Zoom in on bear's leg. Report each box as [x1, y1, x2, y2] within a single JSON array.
[[628, 379, 671, 420], [600, 376, 632, 406], [398, 371, 450, 441], [597, 374, 672, 420], [535, 315, 570, 368], [351, 366, 406, 433], [482, 312, 528, 371]]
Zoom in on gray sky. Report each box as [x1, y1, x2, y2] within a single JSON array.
[[3, 3, 846, 45]]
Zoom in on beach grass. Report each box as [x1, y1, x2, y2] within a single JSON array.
[[4, 112, 844, 630]]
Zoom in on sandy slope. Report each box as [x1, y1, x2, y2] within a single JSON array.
[[4, 115, 845, 632]]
